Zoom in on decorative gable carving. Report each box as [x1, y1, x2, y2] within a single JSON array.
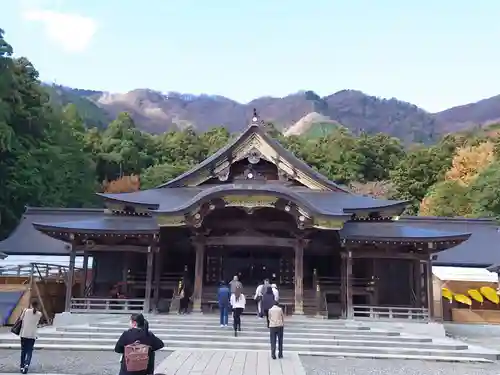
[[162, 110, 348, 192]]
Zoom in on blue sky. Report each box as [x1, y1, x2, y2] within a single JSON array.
[[1, 0, 499, 112]]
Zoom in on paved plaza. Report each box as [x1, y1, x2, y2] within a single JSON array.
[[155, 349, 306, 375], [1, 348, 500, 375]]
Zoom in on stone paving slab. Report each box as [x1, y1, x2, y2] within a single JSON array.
[[155, 349, 306, 375]]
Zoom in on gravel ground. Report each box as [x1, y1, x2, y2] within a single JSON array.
[[300, 356, 500, 375], [0, 350, 173, 374]]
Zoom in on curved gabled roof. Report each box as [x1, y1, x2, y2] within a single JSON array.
[[156, 122, 349, 192], [98, 183, 408, 218]]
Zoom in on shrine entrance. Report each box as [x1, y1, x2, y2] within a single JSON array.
[[204, 246, 295, 287], [223, 251, 281, 286]]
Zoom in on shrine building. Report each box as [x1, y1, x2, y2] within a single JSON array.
[[0, 112, 480, 320]]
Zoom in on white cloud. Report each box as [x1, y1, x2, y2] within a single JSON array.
[[22, 8, 97, 53]]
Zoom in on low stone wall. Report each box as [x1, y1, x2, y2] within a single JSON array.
[[445, 322, 500, 338], [53, 312, 121, 327], [356, 320, 446, 338]]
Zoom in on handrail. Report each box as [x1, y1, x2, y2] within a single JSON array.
[[0, 262, 83, 279], [70, 298, 145, 314], [353, 305, 429, 321]]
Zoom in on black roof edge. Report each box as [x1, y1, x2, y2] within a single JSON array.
[[401, 215, 499, 225], [95, 194, 160, 210], [344, 201, 409, 214], [32, 222, 159, 235], [2, 250, 84, 256], [342, 233, 471, 242], [24, 206, 104, 215], [433, 261, 494, 268]]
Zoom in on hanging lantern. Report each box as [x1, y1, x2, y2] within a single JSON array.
[[480, 286, 499, 304], [442, 287, 453, 303], [468, 289, 483, 304]]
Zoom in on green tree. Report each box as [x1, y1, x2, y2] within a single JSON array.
[[390, 137, 459, 213], [467, 162, 500, 219], [140, 163, 191, 189], [0, 30, 97, 238], [419, 180, 470, 217]]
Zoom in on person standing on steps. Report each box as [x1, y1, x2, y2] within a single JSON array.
[[19, 300, 42, 374], [229, 275, 242, 294], [268, 301, 285, 360], [261, 286, 276, 328], [178, 277, 191, 314], [230, 286, 246, 337], [254, 278, 270, 318], [271, 283, 279, 302], [217, 281, 231, 327], [114, 313, 164, 375]]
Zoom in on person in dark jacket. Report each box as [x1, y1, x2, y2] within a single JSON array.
[[114, 313, 164, 375], [261, 286, 276, 328], [217, 281, 231, 327]]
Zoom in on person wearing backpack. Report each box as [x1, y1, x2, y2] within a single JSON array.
[[114, 313, 164, 375]]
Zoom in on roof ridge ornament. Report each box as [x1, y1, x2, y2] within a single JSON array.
[[251, 108, 263, 126]]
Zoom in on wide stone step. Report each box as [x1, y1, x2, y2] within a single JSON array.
[[90, 322, 374, 333], [0, 343, 491, 363], [0, 339, 495, 361], [108, 320, 359, 328], [30, 333, 446, 348], [56, 326, 408, 338]]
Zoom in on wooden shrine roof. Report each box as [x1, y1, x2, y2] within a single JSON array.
[[155, 116, 348, 191], [98, 183, 408, 217], [0, 207, 482, 258]]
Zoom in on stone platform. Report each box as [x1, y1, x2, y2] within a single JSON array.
[[155, 350, 306, 375], [0, 314, 498, 362]]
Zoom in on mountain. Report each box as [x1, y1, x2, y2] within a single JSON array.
[[434, 94, 500, 133], [43, 85, 500, 144], [44, 85, 110, 129], [284, 112, 341, 137]]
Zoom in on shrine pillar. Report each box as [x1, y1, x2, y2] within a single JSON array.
[[192, 237, 206, 313], [65, 238, 77, 312], [425, 257, 434, 320], [80, 251, 89, 297], [341, 250, 353, 319], [153, 248, 163, 312], [294, 239, 304, 315], [143, 245, 154, 313]]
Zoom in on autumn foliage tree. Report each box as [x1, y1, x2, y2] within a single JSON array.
[[103, 175, 141, 193], [419, 141, 496, 216]]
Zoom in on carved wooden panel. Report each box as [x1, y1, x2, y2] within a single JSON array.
[[206, 255, 222, 284], [279, 256, 294, 286]]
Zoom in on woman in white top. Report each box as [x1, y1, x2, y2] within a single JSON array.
[[230, 286, 246, 337], [19, 301, 42, 374]]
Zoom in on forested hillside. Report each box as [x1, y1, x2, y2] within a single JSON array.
[[1, 28, 500, 240]]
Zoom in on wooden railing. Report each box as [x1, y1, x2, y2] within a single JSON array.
[[70, 298, 145, 314], [318, 276, 374, 288], [353, 305, 429, 321], [0, 262, 83, 281]]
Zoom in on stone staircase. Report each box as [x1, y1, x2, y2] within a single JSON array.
[[0, 315, 498, 362]]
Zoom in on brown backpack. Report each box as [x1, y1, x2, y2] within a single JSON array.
[[124, 341, 150, 372]]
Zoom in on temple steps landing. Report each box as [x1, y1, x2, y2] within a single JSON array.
[[0, 315, 498, 362]]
